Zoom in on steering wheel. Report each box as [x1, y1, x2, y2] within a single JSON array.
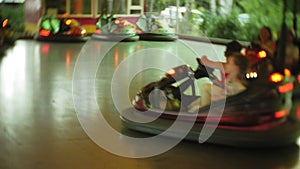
[[194, 58, 225, 88]]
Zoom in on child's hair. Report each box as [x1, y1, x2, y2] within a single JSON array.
[[224, 40, 242, 57]]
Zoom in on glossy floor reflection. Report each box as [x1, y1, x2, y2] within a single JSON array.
[[0, 40, 299, 169]]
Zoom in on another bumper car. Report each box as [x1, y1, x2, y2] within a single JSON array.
[[0, 17, 16, 56], [91, 15, 139, 42], [35, 16, 89, 42], [136, 14, 178, 41], [121, 47, 299, 148]]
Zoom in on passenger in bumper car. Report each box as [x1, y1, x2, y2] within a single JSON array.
[[254, 26, 276, 56]]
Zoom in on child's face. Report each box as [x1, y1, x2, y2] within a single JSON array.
[[224, 56, 239, 76]]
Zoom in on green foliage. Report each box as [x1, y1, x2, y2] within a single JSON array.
[[193, 0, 300, 41], [198, 9, 253, 41], [238, 0, 282, 39], [241, 16, 262, 41], [205, 13, 245, 40]]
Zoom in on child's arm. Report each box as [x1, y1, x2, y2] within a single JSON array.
[[200, 55, 225, 70]]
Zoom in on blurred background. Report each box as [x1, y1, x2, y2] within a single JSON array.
[[1, 0, 299, 41]]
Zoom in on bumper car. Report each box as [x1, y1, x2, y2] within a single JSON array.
[[121, 47, 300, 148], [91, 15, 139, 42], [0, 17, 16, 56], [136, 14, 178, 41], [35, 16, 89, 42]]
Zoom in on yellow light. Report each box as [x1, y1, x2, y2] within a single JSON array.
[[65, 19, 72, 25], [115, 19, 120, 24], [270, 72, 283, 83], [166, 68, 176, 76], [284, 68, 291, 77], [257, 50, 267, 59], [2, 18, 8, 28]]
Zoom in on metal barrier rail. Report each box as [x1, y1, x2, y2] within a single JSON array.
[[177, 34, 250, 47]]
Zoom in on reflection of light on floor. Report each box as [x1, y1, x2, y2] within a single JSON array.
[[0, 43, 32, 123], [114, 47, 119, 69], [0, 45, 26, 99], [135, 43, 141, 50], [96, 44, 101, 50], [66, 50, 71, 76], [41, 43, 50, 54]]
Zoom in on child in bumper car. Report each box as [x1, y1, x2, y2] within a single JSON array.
[[189, 41, 249, 112]]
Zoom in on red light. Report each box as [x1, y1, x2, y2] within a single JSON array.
[[270, 72, 283, 83], [274, 110, 288, 119], [166, 68, 176, 76], [298, 74, 300, 84], [39, 29, 50, 36], [136, 29, 142, 34], [95, 29, 102, 34], [257, 50, 267, 59], [278, 82, 294, 93], [61, 13, 68, 17], [2, 18, 8, 28]]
